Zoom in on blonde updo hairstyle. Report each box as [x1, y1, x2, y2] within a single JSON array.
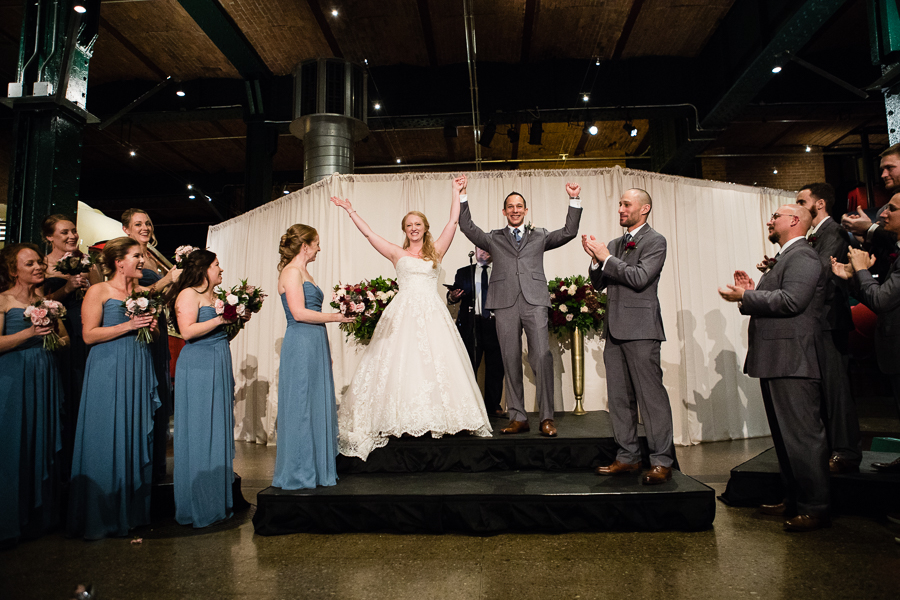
[[278, 224, 318, 272], [121, 208, 158, 247], [401, 211, 440, 269], [0, 243, 44, 291], [99, 237, 141, 278]]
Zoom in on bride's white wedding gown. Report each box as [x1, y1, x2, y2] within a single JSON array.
[[338, 256, 492, 460]]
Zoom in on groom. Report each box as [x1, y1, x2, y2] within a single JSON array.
[[459, 179, 583, 436]]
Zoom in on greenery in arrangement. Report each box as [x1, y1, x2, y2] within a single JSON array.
[[547, 275, 606, 336], [330, 276, 399, 343]]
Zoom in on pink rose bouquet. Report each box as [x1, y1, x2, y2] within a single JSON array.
[[329, 276, 398, 343], [23, 298, 67, 350], [214, 279, 267, 337], [122, 289, 163, 344]]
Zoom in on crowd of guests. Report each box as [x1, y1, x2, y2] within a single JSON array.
[[4, 152, 900, 545]]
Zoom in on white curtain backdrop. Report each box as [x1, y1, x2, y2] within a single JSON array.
[[206, 166, 794, 447]]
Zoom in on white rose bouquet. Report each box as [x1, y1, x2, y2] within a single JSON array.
[[122, 289, 163, 344]]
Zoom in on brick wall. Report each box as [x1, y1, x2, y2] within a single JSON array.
[[701, 152, 826, 192]]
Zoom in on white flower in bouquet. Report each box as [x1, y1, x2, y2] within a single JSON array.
[[580, 305, 589, 313], [136, 297, 149, 310], [567, 284, 578, 295], [126, 298, 137, 311], [566, 314, 573, 321], [226, 294, 239, 306], [215, 299, 225, 312], [559, 304, 568, 313], [23, 305, 33, 318], [550, 293, 555, 299], [245, 285, 256, 294], [236, 304, 246, 316]]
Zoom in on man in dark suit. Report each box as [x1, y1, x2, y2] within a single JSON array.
[[833, 192, 900, 472], [583, 188, 675, 485], [447, 247, 505, 417], [459, 181, 582, 437], [795, 183, 861, 474], [719, 203, 831, 531]]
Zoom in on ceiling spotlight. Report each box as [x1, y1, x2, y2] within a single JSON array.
[[331, 9, 338, 16], [773, 168, 778, 174], [187, 184, 193, 189], [206, 195, 212, 202], [529, 120, 543, 145], [479, 122, 496, 147], [771, 53, 788, 74], [189, 194, 196, 199], [373, 102, 381, 110], [364, 59, 368, 65], [176, 89, 185, 97], [582, 94, 590, 102], [74, 5, 86, 13], [584, 122, 598, 136], [771, 65, 782, 74], [595, 57, 600, 66], [283, 190, 290, 195], [806, 145, 812, 152], [623, 122, 638, 137], [129, 150, 136, 157], [396, 158, 401, 164]]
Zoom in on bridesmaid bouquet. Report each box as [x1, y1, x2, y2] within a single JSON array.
[[54, 251, 95, 298], [123, 289, 163, 344], [330, 276, 399, 343], [23, 298, 67, 350], [547, 275, 606, 336], [214, 280, 267, 336], [173, 245, 199, 268]]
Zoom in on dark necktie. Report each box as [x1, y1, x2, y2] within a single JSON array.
[[514, 228, 522, 245], [481, 265, 491, 318], [625, 232, 633, 244]]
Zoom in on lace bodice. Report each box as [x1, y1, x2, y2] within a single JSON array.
[[395, 256, 441, 295]]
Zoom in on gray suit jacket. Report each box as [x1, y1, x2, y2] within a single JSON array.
[[588, 225, 666, 342], [852, 253, 900, 375], [740, 239, 825, 379], [459, 202, 581, 309], [810, 217, 853, 332]]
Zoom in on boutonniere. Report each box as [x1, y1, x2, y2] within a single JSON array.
[[624, 240, 637, 252], [757, 256, 777, 273], [524, 222, 534, 233], [807, 235, 818, 246], [890, 252, 898, 262]]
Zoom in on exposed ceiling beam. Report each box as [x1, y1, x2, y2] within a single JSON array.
[[305, 0, 343, 58], [416, 0, 437, 67], [611, 0, 644, 61], [520, 0, 539, 63], [177, 0, 272, 79], [657, 0, 850, 175]]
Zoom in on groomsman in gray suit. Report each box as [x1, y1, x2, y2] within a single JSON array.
[[583, 189, 675, 485], [459, 180, 583, 437], [719, 203, 831, 532], [795, 182, 861, 474]]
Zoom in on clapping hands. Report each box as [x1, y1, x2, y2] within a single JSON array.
[[718, 270, 753, 302]]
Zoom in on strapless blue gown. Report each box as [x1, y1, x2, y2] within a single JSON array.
[[67, 299, 160, 540], [139, 268, 172, 482], [0, 308, 62, 544], [173, 306, 235, 528], [272, 285, 339, 489]]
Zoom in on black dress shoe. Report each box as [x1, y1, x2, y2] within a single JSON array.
[[872, 456, 900, 472], [784, 515, 831, 532], [829, 456, 860, 474], [758, 502, 787, 516]]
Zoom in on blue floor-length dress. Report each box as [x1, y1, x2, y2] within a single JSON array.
[[173, 306, 235, 527], [0, 308, 62, 545], [67, 299, 160, 540], [139, 268, 172, 482], [272, 285, 339, 489]]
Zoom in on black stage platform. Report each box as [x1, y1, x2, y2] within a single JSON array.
[[719, 448, 900, 515], [253, 411, 715, 535]]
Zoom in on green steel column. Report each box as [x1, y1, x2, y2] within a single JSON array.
[[4, 0, 99, 245]]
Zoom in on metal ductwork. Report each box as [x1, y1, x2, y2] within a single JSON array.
[[290, 58, 369, 186]]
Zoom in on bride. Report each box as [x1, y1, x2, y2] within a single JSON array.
[[330, 175, 492, 460]]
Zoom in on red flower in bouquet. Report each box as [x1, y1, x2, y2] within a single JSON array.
[[330, 276, 398, 343], [547, 276, 606, 336], [23, 298, 67, 350], [214, 279, 267, 337]]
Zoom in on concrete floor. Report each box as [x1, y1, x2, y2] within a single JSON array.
[[2, 436, 899, 600]]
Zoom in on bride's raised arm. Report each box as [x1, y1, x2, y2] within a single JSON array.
[[331, 196, 406, 263], [433, 175, 466, 258]]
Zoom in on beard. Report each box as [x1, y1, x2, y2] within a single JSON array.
[[807, 204, 818, 219], [768, 230, 780, 244]]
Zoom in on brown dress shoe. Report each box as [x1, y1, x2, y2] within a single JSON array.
[[872, 456, 900, 472], [784, 515, 831, 532], [595, 460, 641, 476], [540, 419, 557, 437], [500, 420, 530, 434], [758, 502, 787, 516], [829, 456, 860, 474], [642, 465, 673, 485]]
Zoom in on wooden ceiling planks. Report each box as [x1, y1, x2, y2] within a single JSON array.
[[218, 0, 332, 76], [93, 0, 240, 84], [325, 0, 430, 66], [530, 0, 632, 62], [620, 0, 734, 58]]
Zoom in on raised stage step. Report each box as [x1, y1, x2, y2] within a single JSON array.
[[253, 469, 716, 535], [336, 411, 655, 474], [719, 448, 900, 515]]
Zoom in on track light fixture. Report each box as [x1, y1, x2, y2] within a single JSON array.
[[772, 52, 788, 74], [176, 89, 185, 97], [623, 122, 638, 137], [507, 127, 519, 144], [74, 5, 86, 13], [479, 122, 496, 147], [584, 122, 598, 136], [529, 121, 543, 145], [582, 94, 590, 102]]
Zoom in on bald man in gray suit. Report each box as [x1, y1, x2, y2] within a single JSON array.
[[720, 203, 831, 532], [584, 189, 675, 485]]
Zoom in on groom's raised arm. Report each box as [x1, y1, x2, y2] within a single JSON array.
[[545, 183, 583, 250], [459, 198, 492, 250]]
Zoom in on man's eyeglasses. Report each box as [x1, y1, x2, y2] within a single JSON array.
[[770, 213, 798, 222]]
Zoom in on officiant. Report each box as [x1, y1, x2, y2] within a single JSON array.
[[448, 247, 505, 417]]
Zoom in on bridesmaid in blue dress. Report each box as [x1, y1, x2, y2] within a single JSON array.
[[0, 243, 67, 546], [272, 224, 352, 489], [67, 237, 160, 540], [169, 250, 238, 527], [41, 215, 91, 479], [122, 208, 181, 483]]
